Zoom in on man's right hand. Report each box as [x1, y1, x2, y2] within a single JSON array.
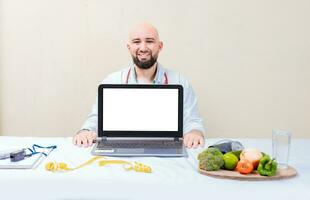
[[73, 130, 97, 147]]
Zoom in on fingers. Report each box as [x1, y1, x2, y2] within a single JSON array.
[[86, 132, 96, 147], [187, 137, 195, 149], [73, 131, 97, 148], [82, 135, 90, 147], [188, 137, 200, 149], [199, 137, 205, 147], [83, 132, 96, 147], [193, 138, 199, 148], [78, 135, 87, 147], [184, 134, 194, 149], [184, 131, 205, 149]]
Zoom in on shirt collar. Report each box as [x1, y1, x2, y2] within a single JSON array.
[[130, 63, 165, 84]]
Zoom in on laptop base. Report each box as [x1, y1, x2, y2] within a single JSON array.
[[91, 138, 187, 157]]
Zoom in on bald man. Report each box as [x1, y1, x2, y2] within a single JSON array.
[[73, 23, 205, 148]]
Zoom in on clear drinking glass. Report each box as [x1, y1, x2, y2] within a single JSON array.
[[272, 130, 291, 169]]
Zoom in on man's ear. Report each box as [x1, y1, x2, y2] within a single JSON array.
[[159, 41, 163, 51], [127, 43, 130, 50]]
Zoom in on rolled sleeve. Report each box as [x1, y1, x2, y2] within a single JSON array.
[[182, 79, 205, 135], [81, 97, 98, 133]]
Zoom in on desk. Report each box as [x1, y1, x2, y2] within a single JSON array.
[[0, 136, 309, 200]]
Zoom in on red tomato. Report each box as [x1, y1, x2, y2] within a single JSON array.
[[236, 159, 254, 174]]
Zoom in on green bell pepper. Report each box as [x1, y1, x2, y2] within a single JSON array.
[[257, 155, 277, 176]]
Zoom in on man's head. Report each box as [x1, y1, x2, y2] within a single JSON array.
[[127, 22, 163, 70]]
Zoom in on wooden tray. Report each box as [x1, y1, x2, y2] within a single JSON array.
[[199, 166, 297, 181]]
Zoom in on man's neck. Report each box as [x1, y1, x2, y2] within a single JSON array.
[[134, 63, 157, 83]]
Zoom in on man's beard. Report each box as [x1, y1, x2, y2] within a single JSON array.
[[132, 54, 158, 70]]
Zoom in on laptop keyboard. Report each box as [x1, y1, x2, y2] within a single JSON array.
[[97, 140, 183, 149]]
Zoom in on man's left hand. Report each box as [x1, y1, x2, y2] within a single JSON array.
[[184, 130, 205, 149]]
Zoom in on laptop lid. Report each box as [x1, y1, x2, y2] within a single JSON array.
[[98, 84, 183, 138]]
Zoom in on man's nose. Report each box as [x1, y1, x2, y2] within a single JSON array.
[[139, 42, 148, 51]]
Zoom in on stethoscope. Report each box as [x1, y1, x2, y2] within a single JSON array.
[[125, 68, 168, 84]]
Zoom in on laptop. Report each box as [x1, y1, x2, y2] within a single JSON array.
[[91, 84, 187, 157]]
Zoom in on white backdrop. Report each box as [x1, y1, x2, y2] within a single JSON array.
[[0, 0, 309, 138]]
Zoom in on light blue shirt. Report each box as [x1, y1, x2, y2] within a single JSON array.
[[81, 63, 205, 135]]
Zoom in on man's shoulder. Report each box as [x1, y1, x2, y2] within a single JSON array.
[[164, 68, 190, 86], [101, 67, 130, 84]]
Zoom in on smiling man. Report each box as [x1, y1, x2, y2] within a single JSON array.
[[73, 22, 205, 148]]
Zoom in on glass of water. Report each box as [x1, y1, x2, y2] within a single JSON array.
[[272, 130, 291, 169]]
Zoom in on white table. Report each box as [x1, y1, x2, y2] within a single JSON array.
[[0, 136, 309, 200]]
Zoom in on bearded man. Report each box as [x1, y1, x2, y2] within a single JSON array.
[[73, 22, 205, 149]]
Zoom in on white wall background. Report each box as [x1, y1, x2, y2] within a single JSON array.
[[0, 0, 309, 138]]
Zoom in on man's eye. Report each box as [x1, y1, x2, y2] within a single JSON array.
[[132, 41, 140, 44], [146, 40, 154, 43]]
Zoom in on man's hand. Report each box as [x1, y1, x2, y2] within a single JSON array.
[[183, 130, 205, 149], [73, 130, 97, 147]]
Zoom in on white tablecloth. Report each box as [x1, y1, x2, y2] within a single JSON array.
[[0, 136, 309, 200]]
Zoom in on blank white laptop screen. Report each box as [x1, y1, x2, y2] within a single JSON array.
[[102, 88, 179, 131]]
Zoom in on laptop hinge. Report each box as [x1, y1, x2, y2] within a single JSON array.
[[174, 137, 181, 142], [96, 137, 107, 142], [106, 137, 178, 141]]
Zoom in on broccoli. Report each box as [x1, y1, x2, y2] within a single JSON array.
[[198, 147, 224, 171]]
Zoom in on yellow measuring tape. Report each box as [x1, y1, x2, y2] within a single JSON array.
[[45, 156, 152, 173]]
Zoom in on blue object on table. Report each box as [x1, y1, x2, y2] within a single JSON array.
[[26, 144, 57, 157]]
